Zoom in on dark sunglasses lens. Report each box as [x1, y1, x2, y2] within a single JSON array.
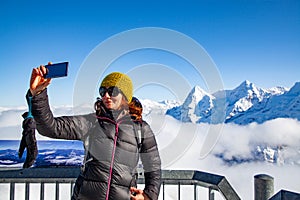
[[99, 87, 120, 97], [109, 87, 120, 97], [99, 87, 106, 97]]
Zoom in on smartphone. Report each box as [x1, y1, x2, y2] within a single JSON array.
[[44, 62, 68, 78]]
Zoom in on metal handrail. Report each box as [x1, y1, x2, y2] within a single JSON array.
[[0, 167, 240, 200]]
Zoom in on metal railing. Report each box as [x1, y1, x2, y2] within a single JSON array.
[[0, 167, 240, 200]]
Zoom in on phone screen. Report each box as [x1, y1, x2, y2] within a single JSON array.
[[44, 62, 68, 78]]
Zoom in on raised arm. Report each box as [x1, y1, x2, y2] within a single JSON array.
[[28, 64, 93, 140], [29, 89, 93, 140]]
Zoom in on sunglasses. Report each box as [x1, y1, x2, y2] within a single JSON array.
[[99, 87, 121, 97]]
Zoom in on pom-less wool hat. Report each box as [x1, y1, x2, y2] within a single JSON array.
[[100, 72, 133, 102]]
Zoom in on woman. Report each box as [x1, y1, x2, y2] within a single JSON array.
[[29, 66, 161, 200]]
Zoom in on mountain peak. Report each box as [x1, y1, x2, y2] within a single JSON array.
[[166, 85, 215, 123], [191, 85, 207, 94], [227, 80, 261, 102], [286, 82, 300, 96], [238, 80, 255, 90], [243, 80, 251, 86], [185, 85, 212, 103]]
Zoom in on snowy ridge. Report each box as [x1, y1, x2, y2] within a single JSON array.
[[226, 82, 299, 124], [166, 86, 215, 123], [141, 99, 180, 116], [0, 140, 84, 168], [222, 80, 270, 120], [162, 80, 298, 125]]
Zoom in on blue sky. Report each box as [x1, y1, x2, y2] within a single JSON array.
[[1, 0, 299, 106]]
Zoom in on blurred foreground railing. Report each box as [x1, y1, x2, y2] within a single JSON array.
[[0, 167, 241, 200]]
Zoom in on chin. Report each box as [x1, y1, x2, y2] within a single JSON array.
[[105, 105, 113, 110]]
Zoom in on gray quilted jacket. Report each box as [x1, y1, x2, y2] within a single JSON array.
[[30, 89, 161, 200]]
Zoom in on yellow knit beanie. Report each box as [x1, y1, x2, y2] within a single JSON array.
[[100, 72, 133, 102]]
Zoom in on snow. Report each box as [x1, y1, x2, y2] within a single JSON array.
[[165, 86, 215, 123], [164, 80, 295, 125]]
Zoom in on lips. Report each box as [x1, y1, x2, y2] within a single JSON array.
[[103, 100, 113, 107], [104, 99, 111, 103]]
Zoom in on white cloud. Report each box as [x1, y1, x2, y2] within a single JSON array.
[[0, 107, 26, 128], [151, 116, 300, 200], [251, 118, 300, 147], [0, 105, 94, 140]]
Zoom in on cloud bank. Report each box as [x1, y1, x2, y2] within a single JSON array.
[[146, 115, 300, 200]]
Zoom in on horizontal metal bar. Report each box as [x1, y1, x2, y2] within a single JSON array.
[[0, 167, 240, 200], [0, 178, 76, 183]]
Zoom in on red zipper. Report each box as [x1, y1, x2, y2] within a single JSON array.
[[96, 116, 122, 200]]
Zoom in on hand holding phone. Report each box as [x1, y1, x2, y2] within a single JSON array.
[[44, 62, 68, 79], [30, 62, 69, 96]]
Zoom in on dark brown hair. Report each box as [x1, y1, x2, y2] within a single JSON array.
[[129, 97, 143, 121]]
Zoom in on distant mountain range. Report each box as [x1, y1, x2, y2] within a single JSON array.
[[140, 80, 300, 125], [1, 81, 299, 167]]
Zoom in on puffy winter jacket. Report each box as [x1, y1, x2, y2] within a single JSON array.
[[30, 89, 161, 200]]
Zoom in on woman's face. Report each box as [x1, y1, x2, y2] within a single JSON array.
[[101, 87, 124, 110]]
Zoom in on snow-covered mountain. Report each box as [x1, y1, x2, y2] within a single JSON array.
[[140, 99, 181, 116], [165, 86, 215, 123], [225, 82, 300, 124], [140, 80, 298, 125], [221, 80, 273, 120]]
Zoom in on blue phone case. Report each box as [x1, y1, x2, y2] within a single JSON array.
[[44, 62, 68, 78]]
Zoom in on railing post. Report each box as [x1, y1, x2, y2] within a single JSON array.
[[56, 181, 59, 200], [162, 181, 165, 200], [209, 187, 215, 200], [40, 182, 45, 200], [178, 182, 181, 200], [10, 182, 15, 200], [70, 181, 75, 199], [254, 174, 274, 200], [25, 182, 30, 200], [194, 184, 198, 200]]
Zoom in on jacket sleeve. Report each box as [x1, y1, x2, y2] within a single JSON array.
[[29, 89, 94, 140], [140, 121, 161, 200]]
